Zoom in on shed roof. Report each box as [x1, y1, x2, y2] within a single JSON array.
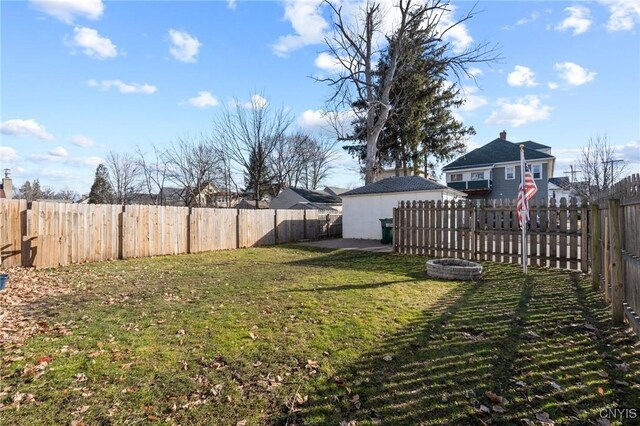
[[548, 176, 571, 190], [290, 187, 342, 203], [341, 176, 458, 196]]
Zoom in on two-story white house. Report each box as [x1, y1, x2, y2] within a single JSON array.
[[442, 131, 556, 201]]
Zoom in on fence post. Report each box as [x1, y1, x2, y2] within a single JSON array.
[[608, 198, 624, 326], [470, 205, 477, 260], [235, 209, 241, 249], [118, 205, 125, 259], [187, 207, 192, 254], [393, 207, 397, 253], [590, 204, 601, 290], [580, 200, 589, 273], [274, 209, 279, 244]]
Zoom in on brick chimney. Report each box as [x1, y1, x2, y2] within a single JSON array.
[[499, 130, 507, 140], [2, 169, 12, 199]]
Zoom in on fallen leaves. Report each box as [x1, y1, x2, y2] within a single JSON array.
[[73, 373, 88, 383], [534, 411, 555, 425], [485, 391, 508, 405], [10, 391, 36, 409], [304, 359, 320, 376], [0, 267, 75, 352]]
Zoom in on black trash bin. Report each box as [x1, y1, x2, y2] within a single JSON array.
[[379, 218, 393, 244]]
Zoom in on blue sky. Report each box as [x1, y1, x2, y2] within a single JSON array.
[[1, 0, 639, 194]]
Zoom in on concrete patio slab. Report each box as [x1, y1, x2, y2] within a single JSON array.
[[296, 238, 393, 253]]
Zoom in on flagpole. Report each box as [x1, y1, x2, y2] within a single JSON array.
[[520, 144, 527, 274]]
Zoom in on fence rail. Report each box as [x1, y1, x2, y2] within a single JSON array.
[[0, 200, 342, 269], [393, 198, 588, 272]]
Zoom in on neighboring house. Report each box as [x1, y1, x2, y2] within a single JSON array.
[[548, 177, 573, 203], [322, 186, 348, 197], [341, 176, 466, 240], [377, 168, 425, 180], [442, 131, 555, 201], [235, 199, 269, 209], [0, 170, 12, 199], [269, 187, 342, 211]]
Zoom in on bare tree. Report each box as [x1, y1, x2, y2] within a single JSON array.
[[135, 144, 169, 205], [574, 135, 627, 200], [320, 0, 498, 184], [300, 136, 338, 190], [271, 132, 310, 191], [213, 94, 293, 208], [105, 151, 142, 205], [163, 134, 222, 207]]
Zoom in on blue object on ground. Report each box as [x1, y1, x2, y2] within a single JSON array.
[[0, 274, 8, 290]]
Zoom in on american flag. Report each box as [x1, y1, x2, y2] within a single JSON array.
[[516, 164, 538, 226]]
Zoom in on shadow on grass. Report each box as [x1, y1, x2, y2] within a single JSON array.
[[284, 247, 429, 277], [293, 263, 640, 426]]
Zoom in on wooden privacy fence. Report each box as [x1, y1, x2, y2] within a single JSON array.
[[590, 174, 640, 333], [393, 197, 589, 272], [0, 200, 342, 269]]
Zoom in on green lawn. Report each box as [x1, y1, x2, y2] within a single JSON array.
[[1, 246, 638, 425]]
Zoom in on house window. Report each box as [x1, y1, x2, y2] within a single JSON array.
[[505, 166, 515, 180], [531, 164, 542, 179], [470, 172, 484, 181], [450, 173, 463, 182]]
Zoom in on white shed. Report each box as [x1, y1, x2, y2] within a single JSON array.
[[341, 176, 466, 240]]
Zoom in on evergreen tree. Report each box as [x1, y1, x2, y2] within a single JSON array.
[[88, 164, 115, 204], [343, 9, 475, 178], [244, 145, 274, 207], [31, 179, 43, 200], [18, 180, 33, 201]]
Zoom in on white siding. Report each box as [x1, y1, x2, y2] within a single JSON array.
[[342, 190, 461, 240]]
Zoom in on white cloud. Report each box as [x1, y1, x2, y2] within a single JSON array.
[[168, 29, 201, 63], [243, 94, 268, 109], [298, 109, 330, 130], [548, 82, 560, 90], [507, 65, 538, 87], [554, 62, 596, 86], [71, 135, 94, 147], [272, 0, 327, 57], [0, 147, 19, 162], [502, 11, 541, 30], [298, 108, 355, 135], [186, 91, 219, 108], [69, 156, 103, 167], [88, 79, 157, 94], [314, 52, 344, 73], [0, 118, 54, 141], [615, 139, 640, 164], [467, 67, 483, 77], [68, 26, 118, 60], [30, 0, 104, 24], [516, 11, 540, 26], [28, 153, 103, 168], [438, 5, 473, 53], [227, 0, 237, 10], [600, 0, 640, 32], [555, 5, 592, 35], [459, 87, 488, 112], [49, 146, 68, 157], [274, 0, 473, 58], [485, 95, 553, 127]]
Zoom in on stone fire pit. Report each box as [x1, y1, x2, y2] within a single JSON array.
[[426, 258, 483, 281]]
